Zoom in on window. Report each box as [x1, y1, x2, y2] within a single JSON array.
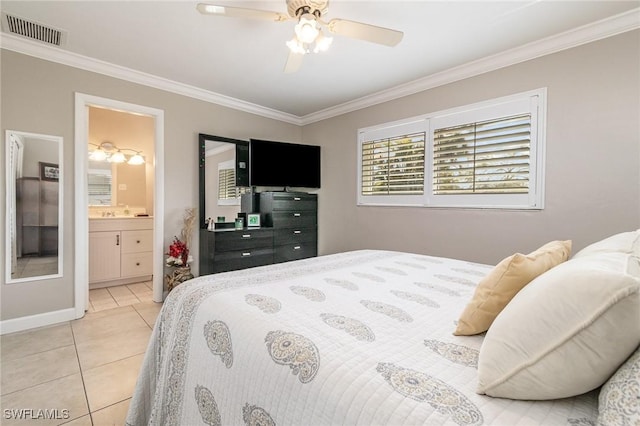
[[361, 132, 425, 196], [87, 169, 112, 205], [217, 160, 247, 206], [357, 89, 546, 209]]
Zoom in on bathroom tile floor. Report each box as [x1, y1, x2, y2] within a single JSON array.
[[0, 281, 162, 425]]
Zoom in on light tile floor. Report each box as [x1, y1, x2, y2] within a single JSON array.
[[0, 281, 162, 425]]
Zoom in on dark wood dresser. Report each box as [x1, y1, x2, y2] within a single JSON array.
[[198, 191, 317, 275], [259, 192, 318, 263]]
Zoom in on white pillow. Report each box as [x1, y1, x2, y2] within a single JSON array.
[[598, 344, 640, 425], [573, 229, 639, 259], [477, 252, 640, 400]]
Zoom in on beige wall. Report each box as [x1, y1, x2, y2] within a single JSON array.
[[305, 30, 640, 264], [0, 49, 301, 320], [1, 29, 638, 321]]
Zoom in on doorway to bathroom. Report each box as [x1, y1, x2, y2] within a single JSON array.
[[74, 93, 165, 317]]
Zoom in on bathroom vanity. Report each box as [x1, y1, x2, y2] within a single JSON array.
[[88, 217, 153, 288]]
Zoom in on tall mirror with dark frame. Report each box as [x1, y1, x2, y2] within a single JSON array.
[[198, 133, 249, 229], [5, 130, 64, 283]]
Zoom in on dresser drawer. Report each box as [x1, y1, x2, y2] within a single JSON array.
[[121, 251, 153, 277], [121, 230, 153, 253], [214, 229, 273, 252], [274, 243, 317, 263], [274, 227, 317, 245], [273, 196, 318, 211], [259, 192, 317, 211], [213, 248, 274, 273], [270, 211, 316, 228]]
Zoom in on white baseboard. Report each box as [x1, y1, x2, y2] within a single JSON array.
[[0, 308, 79, 335]]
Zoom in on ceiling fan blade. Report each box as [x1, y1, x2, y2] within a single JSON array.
[[197, 3, 289, 22], [284, 51, 304, 73], [326, 19, 403, 47]]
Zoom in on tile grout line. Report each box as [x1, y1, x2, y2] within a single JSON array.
[[67, 321, 94, 426]]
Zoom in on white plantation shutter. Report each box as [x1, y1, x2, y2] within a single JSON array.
[[357, 89, 545, 209], [218, 168, 236, 200], [433, 114, 531, 195], [361, 132, 425, 196], [87, 170, 112, 205], [218, 166, 248, 205]]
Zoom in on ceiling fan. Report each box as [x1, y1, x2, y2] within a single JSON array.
[[196, 0, 404, 73]]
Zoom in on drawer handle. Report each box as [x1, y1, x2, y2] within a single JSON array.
[[136, 240, 141, 244], [136, 262, 140, 266], [242, 234, 251, 238], [294, 197, 301, 201], [293, 230, 301, 234], [242, 252, 251, 257], [294, 246, 301, 250], [293, 213, 301, 217], [116, 235, 120, 246]]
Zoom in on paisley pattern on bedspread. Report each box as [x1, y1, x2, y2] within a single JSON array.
[[375, 265, 408, 275], [195, 385, 221, 426], [376, 363, 483, 426], [353, 271, 386, 282], [203, 320, 233, 368], [320, 313, 375, 342], [265, 330, 320, 383], [434, 274, 477, 287], [290, 285, 326, 302], [424, 340, 478, 368], [361, 300, 413, 322], [242, 404, 276, 426], [323, 277, 359, 291], [390, 289, 440, 308], [413, 281, 461, 297], [245, 294, 281, 313]]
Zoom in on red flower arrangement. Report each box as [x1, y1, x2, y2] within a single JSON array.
[[166, 236, 189, 267]]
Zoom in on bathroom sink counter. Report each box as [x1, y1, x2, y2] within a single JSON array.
[[89, 217, 153, 232]]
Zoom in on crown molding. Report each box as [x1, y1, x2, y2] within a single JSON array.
[[0, 33, 303, 126], [300, 7, 640, 125], [1, 7, 637, 127]]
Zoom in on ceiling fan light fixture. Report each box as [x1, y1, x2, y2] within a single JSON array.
[[313, 30, 332, 53], [286, 36, 306, 54], [295, 13, 319, 44]]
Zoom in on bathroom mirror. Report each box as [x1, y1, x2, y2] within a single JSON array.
[[87, 106, 153, 212], [198, 133, 249, 229], [5, 130, 63, 283]]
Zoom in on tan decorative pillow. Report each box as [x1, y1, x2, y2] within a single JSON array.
[[453, 240, 571, 336]]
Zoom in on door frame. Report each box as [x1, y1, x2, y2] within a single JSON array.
[[74, 93, 165, 317]]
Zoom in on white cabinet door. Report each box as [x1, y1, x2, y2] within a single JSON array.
[[89, 231, 121, 282]]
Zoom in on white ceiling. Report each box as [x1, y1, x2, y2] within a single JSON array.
[[1, 1, 639, 122]]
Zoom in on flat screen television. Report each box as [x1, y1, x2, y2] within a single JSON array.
[[249, 139, 321, 188]]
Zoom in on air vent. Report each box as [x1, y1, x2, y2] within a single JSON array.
[[1, 13, 67, 46]]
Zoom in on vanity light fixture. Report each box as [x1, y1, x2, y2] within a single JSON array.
[[128, 152, 145, 165], [109, 150, 126, 163], [88, 141, 145, 165]]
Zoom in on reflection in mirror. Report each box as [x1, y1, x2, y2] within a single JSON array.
[[199, 134, 249, 229], [5, 130, 63, 283]]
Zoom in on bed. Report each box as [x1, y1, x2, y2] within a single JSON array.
[[126, 235, 640, 426]]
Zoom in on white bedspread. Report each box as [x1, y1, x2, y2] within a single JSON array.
[[126, 250, 597, 425]]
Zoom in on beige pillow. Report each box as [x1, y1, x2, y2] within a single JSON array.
[[453, 240, 571, 336], [573, 229, 640, 259], [477, 253, 640, 400]]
